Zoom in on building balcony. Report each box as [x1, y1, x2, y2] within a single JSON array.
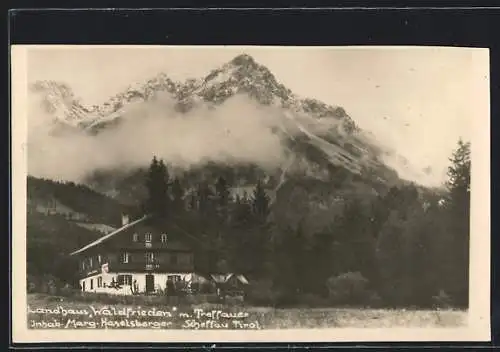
[[145, 263, 159, 270], [109, 260, 194, 273]]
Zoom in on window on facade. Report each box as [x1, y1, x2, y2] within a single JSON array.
[[145, 233, 152, 242], [97, 276, 103, 288], [168, 274, 181, 282], [161, 233, 168, 243], [120, 252, 129, 264], [117, 274, 133, 286], [98, 255, 102, 264], [89, 257, 93, 267], [145, 252, 155, 263], [133, 233, 139, 242], [81, 261, 86, 271], [90, 279, 94, 290], [82, 281, 86, 291]]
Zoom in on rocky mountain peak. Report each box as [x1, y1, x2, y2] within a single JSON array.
[[31, 54, 359, 135], [230, 53, 258, 67], [30, 80, 91, 126], [198, 54, 293, 107]]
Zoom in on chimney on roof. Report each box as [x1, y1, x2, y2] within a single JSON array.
[[121, 213, 129, 226]]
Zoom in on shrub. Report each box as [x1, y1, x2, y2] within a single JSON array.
[[198, 281, 216, 294], [183, 294, 220, 305], [224, 295, 245, 306], [59, 284, 78, 297], [245, 279, 281, 307], [432, 289, 452, 309], [367, 291, 383, 308], [296, 293, 330, 308], [27, 275, 38, 293], [27, 274, 70, 295], [272, 293, 297, 308], [326, 271, 371, 306]]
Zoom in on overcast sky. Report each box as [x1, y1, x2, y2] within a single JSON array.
[[27, 46, 489, 185]]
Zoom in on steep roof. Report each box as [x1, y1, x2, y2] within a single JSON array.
[[69, 213, 211, 256], [69, 215, 151, 256], [210, 273, 249, 285]]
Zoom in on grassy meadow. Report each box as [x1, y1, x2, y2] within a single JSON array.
[[26, 293, 467, 329]]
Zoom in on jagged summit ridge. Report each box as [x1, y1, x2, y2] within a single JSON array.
[[30, 54, 358, 133], [197, 53, 293, 107], [30, 80, 92, 126]]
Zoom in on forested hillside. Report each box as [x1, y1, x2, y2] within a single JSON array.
[[26, 176, 139, 291], [27, 176, 139, 225], [137, 140, 470, 308]]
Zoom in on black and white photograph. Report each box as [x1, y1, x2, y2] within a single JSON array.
[[11, 45, 490, 342]]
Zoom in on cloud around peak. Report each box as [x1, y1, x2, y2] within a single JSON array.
[[27, 92, 291, 182]]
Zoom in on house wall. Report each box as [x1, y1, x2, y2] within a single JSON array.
[[74, 217, 214, 296], [76, 218, 196, 279], [79, 271, 199, 296]]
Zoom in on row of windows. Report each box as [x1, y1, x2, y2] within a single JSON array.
[[119, 252, 192, 265], [117, 274, 133, 286], [133, 233, 168, 243], [81, 250, 192, 272], [82, 274, 182, 291], [81, 254, 105, 271], [82, 276, 103, 291]]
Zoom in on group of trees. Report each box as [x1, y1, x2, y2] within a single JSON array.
[[124, 139, 474, 308], [143, 157, 274, 276], [27, 176, 132, 226]]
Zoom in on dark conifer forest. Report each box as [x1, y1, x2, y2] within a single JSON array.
[[26, 140, 470, 309], [136, 140, 470, 308]]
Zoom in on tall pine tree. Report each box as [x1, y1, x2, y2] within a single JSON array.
[[443, 138, 471, 307], [171, 178, 185, 215], [145, 157, 170, 219], [251, 180, 271, 226], [214, 176, 231, 224]]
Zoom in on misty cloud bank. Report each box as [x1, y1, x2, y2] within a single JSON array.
[[27, 88, 443, 188], [27, 94, 293, 183]]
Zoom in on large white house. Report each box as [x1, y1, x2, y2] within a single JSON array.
[[69, 214, 248, 296]]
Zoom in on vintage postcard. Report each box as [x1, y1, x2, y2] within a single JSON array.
[[11, 45, 490, 343]]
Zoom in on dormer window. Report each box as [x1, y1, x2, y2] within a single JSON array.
[[145, 233, 152, 243], [161, 234, 168, 243], [133, 233, 139, 242]]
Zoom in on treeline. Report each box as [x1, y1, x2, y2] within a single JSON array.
[[142, 140, 471, 309], [26, 176, 138, 293], [27, 211, 103, 292], [27, 176, 136, 226]]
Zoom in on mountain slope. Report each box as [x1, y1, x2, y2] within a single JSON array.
[[27, 176, 138, 226], [30, 81, 94, 127], [27, 176, 141, 286], [28, 53, 419, 219]]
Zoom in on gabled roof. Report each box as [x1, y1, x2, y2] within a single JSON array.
[[69, 213, 210, 256], [235, 274, 249, 285], [210, 273, 249, 285], [210, 274, 230, 283], [69, 215, 151, 256]]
